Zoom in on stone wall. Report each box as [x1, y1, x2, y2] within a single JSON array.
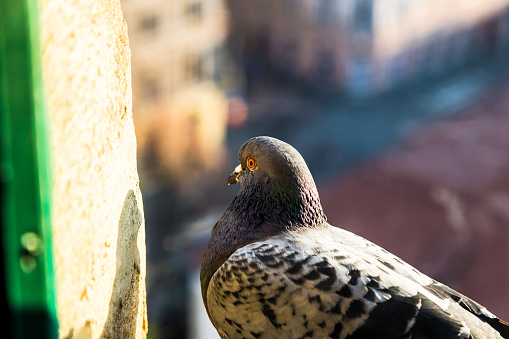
[[40, 0, 147, 338]]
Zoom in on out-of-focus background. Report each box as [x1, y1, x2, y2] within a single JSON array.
[[119, 0, 509, 338]]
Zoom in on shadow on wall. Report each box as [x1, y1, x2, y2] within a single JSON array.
[[63, 190, 143, 339], [101, 189, 143, 339]]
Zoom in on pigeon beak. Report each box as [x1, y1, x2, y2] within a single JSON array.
[[228, 164, 242, 185]]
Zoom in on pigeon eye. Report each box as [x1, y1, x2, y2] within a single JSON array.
[[246, 157, 257, 170]]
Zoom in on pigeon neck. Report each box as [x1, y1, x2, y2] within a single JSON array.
[[258, 175, 326, 228], [201, 176, 327, 314]]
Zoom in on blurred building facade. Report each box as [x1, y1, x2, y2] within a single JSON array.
[[121, 0, 228, 190], [228, 0, 509, 96]]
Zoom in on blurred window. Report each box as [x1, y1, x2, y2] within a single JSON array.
[[143, 77, 159, 101], [347, 58, 371, 95], [280, 42, 299, 74], [453, 31, 470, 63], [416, 41, 432, 76], [317, 0, 339, 25], [186, 56, 203, 82], [315, 50, 335, 81], [187, 0, 203, 21], [212, 46, 223, 82], [282, 0, 301, 11], [388, 54, 403, 86], [140, 13, 158, 36], [354, 0, 373, 34], [185, 53, 214, 83]]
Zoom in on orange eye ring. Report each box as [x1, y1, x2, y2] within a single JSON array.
[[246, 157, 257, 170]]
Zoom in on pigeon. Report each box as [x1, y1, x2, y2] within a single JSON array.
[[200, 136, 509, 339]]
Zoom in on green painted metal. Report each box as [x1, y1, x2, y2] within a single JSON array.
[[0, 0, 57, 337]]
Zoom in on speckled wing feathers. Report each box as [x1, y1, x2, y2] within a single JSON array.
[[207, 226, 507, 339]]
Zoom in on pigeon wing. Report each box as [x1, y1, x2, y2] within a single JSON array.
[[206, 227, 508, 339]]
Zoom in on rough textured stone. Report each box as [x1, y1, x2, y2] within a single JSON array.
[[40, 0, 147, 338]]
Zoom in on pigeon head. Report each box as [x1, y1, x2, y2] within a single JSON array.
[[227, 136, 326, 228]]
